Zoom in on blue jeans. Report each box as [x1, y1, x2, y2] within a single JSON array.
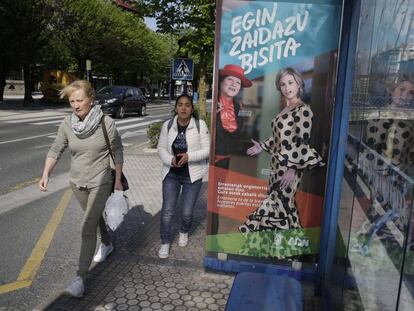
[[160, 172, 202, 244]]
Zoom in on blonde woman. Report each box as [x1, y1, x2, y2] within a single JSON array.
[[239, 68, 324, 257], [39, 80, 124, 297]]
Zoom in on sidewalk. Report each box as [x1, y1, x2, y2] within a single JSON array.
[[35, 144, 322, 311]]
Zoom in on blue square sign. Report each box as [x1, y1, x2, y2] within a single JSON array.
[[172, 58, 194, 80]]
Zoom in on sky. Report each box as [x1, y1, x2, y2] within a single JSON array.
[[144, 17, 158, 31]]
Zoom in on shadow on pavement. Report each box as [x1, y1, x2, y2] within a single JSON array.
[[36, 183, 236, 311]]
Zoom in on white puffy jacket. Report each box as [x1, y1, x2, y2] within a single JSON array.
[[157, 116, 210, 183]]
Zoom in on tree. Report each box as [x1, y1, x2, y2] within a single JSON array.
[[145, 0, 215, 118], [0, 1, 19, 101], [0, 0, 172, 102], [0, 0, 54, 102], [50, 0, 171, 86]]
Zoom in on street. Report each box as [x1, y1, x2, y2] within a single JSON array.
[[0, 101, 172, 310], [0, 102, 173, 194]]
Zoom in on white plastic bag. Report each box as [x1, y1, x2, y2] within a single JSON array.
[[104, 190, 129, 231]]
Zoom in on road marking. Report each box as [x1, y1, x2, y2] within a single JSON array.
[[32, 119, 64, 125], [115, 117, 145, 125], [1, 106, 166, 122], [33, 116, 146, 126], [7, 115, 66, 124], [0, 172, 70, 216], [0, 111, 20, 118], [0, 280, 32, 294], [121, 129, 147, 139], [0, 132, 57, 145], [147, 113, 172, 118], [114, 113, 169, 125], [32, 114, 167, 126], [0, 189, 72, 294], [117, 119, 163, 131], [0, 114, 168, 145], [147, 106, 172, 111], [1, 177, 40, 195]]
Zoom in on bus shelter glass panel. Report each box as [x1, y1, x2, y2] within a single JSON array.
[[333, 0, 414, 310]]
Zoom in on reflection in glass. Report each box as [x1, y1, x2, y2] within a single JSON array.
[[333, 0, 414, 309]]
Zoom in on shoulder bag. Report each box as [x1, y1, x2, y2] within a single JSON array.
[[101, 116, 129, 191]]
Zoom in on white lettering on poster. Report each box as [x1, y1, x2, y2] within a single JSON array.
[[229, 3, 309, 74], [217, 182, 267, 208]]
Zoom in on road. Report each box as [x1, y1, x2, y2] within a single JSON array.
[[0, 103, 173, 194], [0, 101, 172, 310]]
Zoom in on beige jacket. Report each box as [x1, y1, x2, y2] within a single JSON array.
[[47, 115, 123, 188]]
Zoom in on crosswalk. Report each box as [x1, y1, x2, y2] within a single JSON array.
[[0, 104, 173, 146]]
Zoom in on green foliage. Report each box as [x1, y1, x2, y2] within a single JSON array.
[[146, 121, 164, 148], [144, 0, 215, 61], [143, 0, 215, 118], [194, 105, 211, 131], [0, 0, 55, 100], [49, 0, 168, 80], [0, 0, 173, 101]]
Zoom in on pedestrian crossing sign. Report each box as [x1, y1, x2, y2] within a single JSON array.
[[172, 58, 194, 80]]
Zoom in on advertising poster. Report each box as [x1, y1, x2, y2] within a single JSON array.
[[207, 0, 342, 259]]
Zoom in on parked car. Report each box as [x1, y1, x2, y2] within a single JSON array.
[[95, 85, 147, 118]]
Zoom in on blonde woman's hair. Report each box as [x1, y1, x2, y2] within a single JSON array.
[[275, 67, 305, 97], [385, 76, 414, 95], [59, 80, 95, 99]]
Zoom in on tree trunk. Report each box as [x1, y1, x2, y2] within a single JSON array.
[[76, 57, 86, 79], [140, 72, 144, 85], [197, 60, 207, 119], [0, 80, 5, 102], [23, 63, 33, 104], [0, 64, 7, 102]]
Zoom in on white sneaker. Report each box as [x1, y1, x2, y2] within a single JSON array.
[[158, 243, 170, 259], [93, 243, 114, 263], [64, 276, 84, 298], [178, 232, 188, 247]]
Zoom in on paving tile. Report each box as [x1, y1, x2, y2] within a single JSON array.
[[38, 151, 323, 311]]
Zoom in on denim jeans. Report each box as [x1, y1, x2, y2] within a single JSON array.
[[160, 172, 202, 244]]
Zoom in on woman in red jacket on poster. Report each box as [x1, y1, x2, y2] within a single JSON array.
[[214, 64, 252, 170]]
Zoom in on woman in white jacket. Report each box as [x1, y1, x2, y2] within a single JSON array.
[[157, 94, 210, 258]]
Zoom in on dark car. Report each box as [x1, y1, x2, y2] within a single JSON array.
[[95, 85, 147, 118]]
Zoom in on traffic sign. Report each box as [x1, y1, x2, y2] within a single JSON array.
[[172, 58, 194, 80]]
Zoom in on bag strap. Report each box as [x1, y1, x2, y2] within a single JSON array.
[[101, 116, 115, 163], [167, 118, 174, 133], [195, 118, 200, 133]]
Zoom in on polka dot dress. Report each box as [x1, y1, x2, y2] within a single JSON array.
[[359, 118, 414, 213], [355, 118, 414, 248], [363, 119, 414, 171], [238, 104, 324, 255]]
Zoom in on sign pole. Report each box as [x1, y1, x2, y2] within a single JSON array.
[[168, 59, 173, 105], [86, 60, 92, 82]]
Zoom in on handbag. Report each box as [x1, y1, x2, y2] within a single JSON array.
[[101, 116, 129, 191]]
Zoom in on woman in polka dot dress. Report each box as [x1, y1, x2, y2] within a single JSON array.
[[353, 78, 414, 254], [238, 67, 324, 258]]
